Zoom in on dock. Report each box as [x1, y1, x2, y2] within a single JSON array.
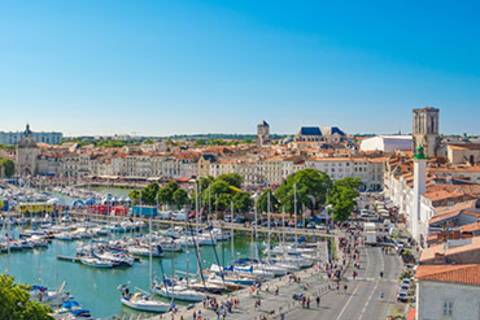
[[57, 255, 82, 263], [57, 255, 141, 263], [71, 211, 338, 238]]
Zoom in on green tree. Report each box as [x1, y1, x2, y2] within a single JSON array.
[[334, 177, 362, 190], [156, 181, 178, 207], [172, 188, 189, 209], [141, 183, 160, 205], [0, 159, 15, 178], [216, 173, 243, 189], [0, 274, 53, 320], [198, 176, 214, 192], [128, 190, 141, 205], [214, 193, 233, 212], [275, 169, 332, 214], [232, 191, 253, 213], [327, 177, 361, 222], [256, 188, 279, 213], [207, 180, 231, 197]]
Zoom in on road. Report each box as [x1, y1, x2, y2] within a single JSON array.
[[287, 246, 403, 320]]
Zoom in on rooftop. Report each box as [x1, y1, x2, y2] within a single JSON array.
[[299, 127, 322, 136], [420, 236, 480, 263], [416, 264, 480, 287]]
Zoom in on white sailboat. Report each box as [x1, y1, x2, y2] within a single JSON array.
[[152, 279, 205, 303], [120, 218, 171, 313], [120, 291, 171, 313]]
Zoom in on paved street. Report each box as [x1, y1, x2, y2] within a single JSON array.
[[287, 246, 403, 320]]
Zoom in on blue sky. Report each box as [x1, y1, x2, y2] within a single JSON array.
[[0, 1, 479, 136]]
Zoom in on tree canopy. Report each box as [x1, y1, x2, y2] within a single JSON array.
[[275, 169, 332, 214], [0, 274, 53, 320], [156, 181, 178, 207], [128, 190, 141, 205], [216, 173, 243, 189], [141, 183, 160, 205], [327, 177, 361, 222], [232, 191, 253, 213], [172, 188, 189, 209], [256, 188, 279, 213], [0, 158, 15, 178]]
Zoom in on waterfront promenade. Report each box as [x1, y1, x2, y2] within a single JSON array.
[[138, 246, 403, 320]]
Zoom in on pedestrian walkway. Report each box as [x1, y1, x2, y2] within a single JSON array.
[[150, 266, 331, 320]]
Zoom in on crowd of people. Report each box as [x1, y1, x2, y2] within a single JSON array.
[[162, 223, 368, 320]]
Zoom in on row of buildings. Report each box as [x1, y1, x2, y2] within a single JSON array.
[[14, 123, 385, 190], [0, 125, 62, 145], [371, 108, 480, 320]]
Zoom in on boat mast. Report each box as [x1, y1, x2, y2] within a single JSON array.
[[294, 183, 298, 246], [149, 217, 153, 290], [267, 189, 271, 261], [282, 206, 286, 246], [230, 200, 234, 262], [195, 180, 199, 235], [252, 195, 258, 260]]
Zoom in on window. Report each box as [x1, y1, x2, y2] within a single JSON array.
[[443, 300, 453, 316]]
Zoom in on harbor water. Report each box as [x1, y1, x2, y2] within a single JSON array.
[[0, 227, 253, 318]]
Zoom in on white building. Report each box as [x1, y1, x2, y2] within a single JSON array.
[[0, 125, 62, 145], [416, 264, 480, 320], [360, 135, 412, 153], [306, 157, 384, 191]]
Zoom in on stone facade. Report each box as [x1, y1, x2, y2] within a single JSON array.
[[256, 121, 270, 147], [413, 107, 440, 158], [15, 125, 40, 177]]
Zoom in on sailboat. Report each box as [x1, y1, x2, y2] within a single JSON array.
[[120, 290, 171, 313], [119, 218, 171, 313], [152, 278, 205, 302], [152, 235, 205, 303]]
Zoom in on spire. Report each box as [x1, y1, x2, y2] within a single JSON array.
[[24, 123, 32, 136]]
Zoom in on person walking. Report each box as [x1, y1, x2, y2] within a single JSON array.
[[316, 294, 321, 308]]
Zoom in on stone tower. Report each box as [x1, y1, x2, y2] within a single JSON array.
[[16, 124, 40, 177], [256, 120, 270, 147], [413, 107, 440, 158]]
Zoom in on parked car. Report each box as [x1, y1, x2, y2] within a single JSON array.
[[306, 222, 316, 229], [400, 283, 410, 291], [397, 289, 409, 303]]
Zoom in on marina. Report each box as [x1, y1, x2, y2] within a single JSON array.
[[0, 214, 328, 319]]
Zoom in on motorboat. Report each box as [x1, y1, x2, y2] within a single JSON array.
[[80, 257, 114, 269], [93, 250, 134, 267], [127, 245, 163, 258]]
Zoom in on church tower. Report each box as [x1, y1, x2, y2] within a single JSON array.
[[413, 107, 440, 158], [16, 124, 40, 177], [256, 120, 271, 147]]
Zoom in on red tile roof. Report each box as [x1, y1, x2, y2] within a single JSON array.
[[406, 308, 416, 320], [420, 236, 480, 263], [416, 264, 480, 287]]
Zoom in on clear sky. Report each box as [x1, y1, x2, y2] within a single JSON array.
[[0, 1, 479, 136]]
